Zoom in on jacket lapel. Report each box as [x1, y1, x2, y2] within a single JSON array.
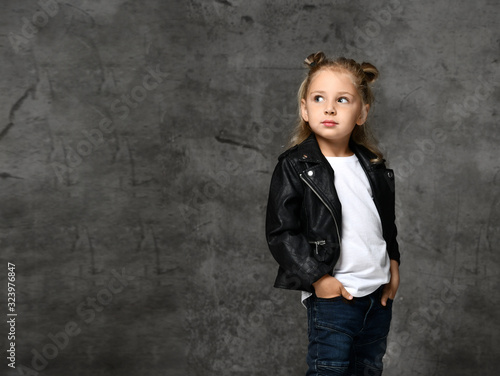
[[296, 134, 342, 221]]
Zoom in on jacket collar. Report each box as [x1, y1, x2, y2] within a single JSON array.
[[296, 133, 325, 163], [296, 133, 381, 170]]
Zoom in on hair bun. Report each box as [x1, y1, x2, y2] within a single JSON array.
[[361, 62, 379, 84], [304, 51, 326, 68]]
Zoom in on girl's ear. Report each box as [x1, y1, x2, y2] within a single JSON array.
[[356, 103, 370, 125], [301, 99, 309, 122]]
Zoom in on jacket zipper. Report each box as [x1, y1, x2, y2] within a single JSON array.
[[308, 240, 326, 255], [299, 173, 342, 248]]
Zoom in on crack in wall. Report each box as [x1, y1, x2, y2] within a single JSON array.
[[0, 85, 37, 141]]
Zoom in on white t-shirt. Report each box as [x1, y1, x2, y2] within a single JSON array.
[[302, 154, 390, 303]]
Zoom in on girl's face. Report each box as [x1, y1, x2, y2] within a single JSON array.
[[301, 69, 369, 155]]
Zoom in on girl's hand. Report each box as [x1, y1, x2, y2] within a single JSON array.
[[312, 275, 353, 300], [381, 259, 400, 306]]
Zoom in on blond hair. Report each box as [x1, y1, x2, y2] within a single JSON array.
[[289, 51, 383, 163]]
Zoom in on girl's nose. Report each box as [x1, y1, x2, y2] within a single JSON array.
[[324, 107, 336, 115]]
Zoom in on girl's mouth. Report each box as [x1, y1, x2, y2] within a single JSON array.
[[322, 121, 338, 127]]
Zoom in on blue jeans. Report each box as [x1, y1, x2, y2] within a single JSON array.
[[305, 286, 393, 376]]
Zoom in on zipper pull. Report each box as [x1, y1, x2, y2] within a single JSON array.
[[315, 240, 326, 255]]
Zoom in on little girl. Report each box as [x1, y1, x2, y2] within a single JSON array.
[[266, 52, 400, 376]]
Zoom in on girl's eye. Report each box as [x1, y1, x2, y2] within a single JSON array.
[[313, 95, 324, 103], [338, 97, 349, 104]]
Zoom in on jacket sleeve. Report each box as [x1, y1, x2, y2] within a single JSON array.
[[386, 219, 400, 264], [265, 156, 334, 292], [384, 168, 400, 264], [387, 204, 400, 264]]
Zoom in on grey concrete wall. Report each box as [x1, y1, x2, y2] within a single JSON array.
[[0, 0, 498, 375]]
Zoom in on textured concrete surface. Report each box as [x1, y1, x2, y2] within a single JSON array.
[[0, 0, 498, 375]]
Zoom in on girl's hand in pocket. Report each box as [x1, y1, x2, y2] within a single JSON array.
[[381, 260, 400, 306], [312, 275, 353, 300]]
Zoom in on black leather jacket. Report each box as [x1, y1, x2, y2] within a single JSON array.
[[265, 134, 400, 293]]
